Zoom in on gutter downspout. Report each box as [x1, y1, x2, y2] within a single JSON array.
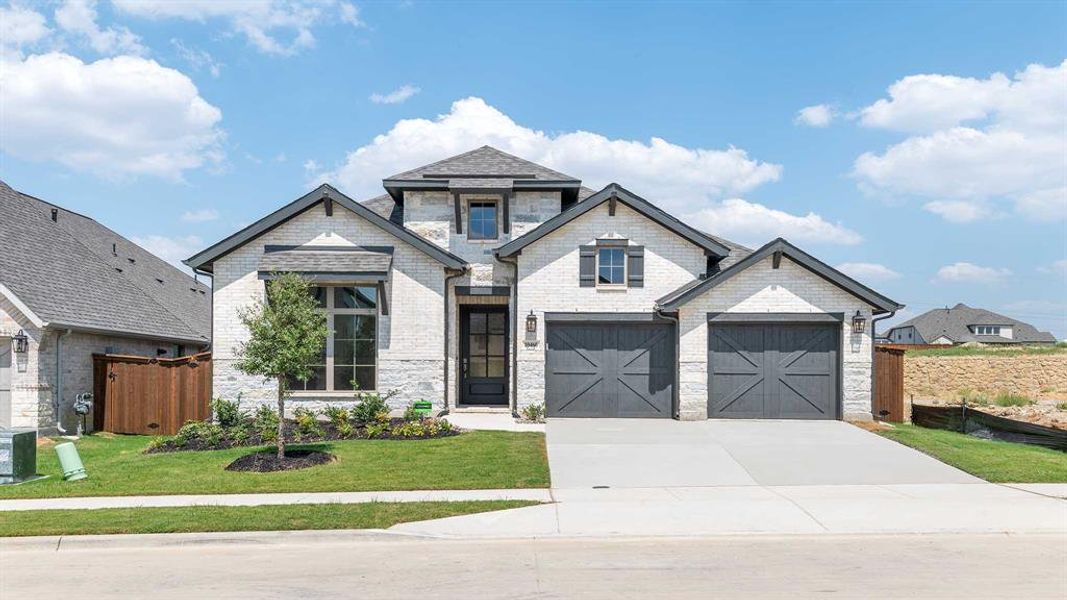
[[55, 328, 72, 434], [870, 309, 898, 420], [653, 306, 681, 420], [442, 268, 465, 415], [497, 253, 520, 417]]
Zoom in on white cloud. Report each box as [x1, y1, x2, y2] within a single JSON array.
[[180, 208, 219, 223], [322, 97, 784, 216], [0, 5, 51, 55], [303, 159, 321, 173], [853, 60, 1067, 222], [113, 0, 364, 56], [0, 52, 224, 180], [131, 234, 204, 271], [933, 262, 1011, 284], [171, 38, 222, 77], [685, 199, 862, 247], [835, 262, 901, 282], [1038, 259, 1067, 276], [55, 0, 145, 55], [795, 104, 835, 127], [922, 199, 994, 223], [370, 84, 420, 105]]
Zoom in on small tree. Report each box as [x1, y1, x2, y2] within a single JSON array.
[[235, 273, 328, 459]]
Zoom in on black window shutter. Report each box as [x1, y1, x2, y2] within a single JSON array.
[[627, 245, 644, 287], [579, 245, 596, 287]]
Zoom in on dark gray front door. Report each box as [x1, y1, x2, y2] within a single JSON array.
[[708, 323, 839, 419], [460, 307, 508, 406], [0, 343, 10, 428], [545, 321, 674, 418]]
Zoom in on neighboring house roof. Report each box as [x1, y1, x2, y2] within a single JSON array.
[[185, 184, 468, 273], [887, 303, 1057, 344], [495, 183, 733, 259], [0, 181, 210, 344], [656, 238, 904, 314], [382, 146, 583, 205]]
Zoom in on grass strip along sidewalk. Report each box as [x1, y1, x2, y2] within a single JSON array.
[[876, 424, 1067, 483], [0, 431, 550, 500], [0, 501, 539, 537]]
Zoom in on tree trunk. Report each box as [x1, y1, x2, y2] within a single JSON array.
[[277, 380, 286, 460]]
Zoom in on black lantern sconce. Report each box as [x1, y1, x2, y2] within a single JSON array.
[[12, 329, 29, 353], [851, 311, 867, 334], [525, 311, 538, 345]]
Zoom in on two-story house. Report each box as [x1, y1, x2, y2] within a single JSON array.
[[186, 146, 902, 421]]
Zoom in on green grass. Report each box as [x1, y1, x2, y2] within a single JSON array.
[[0, 500, 538, 537], [0, 431, 549, 499], [993, 393, 1033, 407], [906, 344, 1067, 357], [876, 424, 1067, 483]]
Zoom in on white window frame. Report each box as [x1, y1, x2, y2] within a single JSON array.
[[290, 284, 379, 395], [595, 246, 628, 288], [974, 325, 1001, 336]]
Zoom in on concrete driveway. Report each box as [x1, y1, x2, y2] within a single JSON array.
[[546, 419, 979, 488]]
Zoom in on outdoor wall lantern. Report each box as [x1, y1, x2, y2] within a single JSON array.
[[851, 311, 867, 334], [525, 311, 538, 345], [12, 329, 29, 353]]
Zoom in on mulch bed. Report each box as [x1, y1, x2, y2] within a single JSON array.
[[146, 418, 460, 454], [225, 449, 336, 472]]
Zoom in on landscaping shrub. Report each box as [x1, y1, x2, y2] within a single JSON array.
[[364, 421, 389, 439], [994, 393, 1033, 407], [253, 405, 280, 442], [520, 402, 546, 423], [212, 397, 244, 428], [174, 421, 224, 448], [292, 406, 324, 440], [392, 418, 453, 439], [1057, 402, 1067, 411], [324, 406, 355, 439], [402, 404, 422, 422], [351, 392, 391, 424]]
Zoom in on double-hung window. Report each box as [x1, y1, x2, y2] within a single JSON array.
[[596, 247, 626, 287], [468, 200, 499, 240], [287, 285, 377, 392]]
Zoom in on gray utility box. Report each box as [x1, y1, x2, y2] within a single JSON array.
[[0, 428, 37, 484]]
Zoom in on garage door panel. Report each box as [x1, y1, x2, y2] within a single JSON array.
[[546, 321, 674, 418], [709, 323, 839, 420]]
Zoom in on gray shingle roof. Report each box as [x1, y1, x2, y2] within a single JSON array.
[[0, 181, 210, 344], [259, 246, 393, 275], [385, 146, 579, 182], [888, 303, 1057, 344]]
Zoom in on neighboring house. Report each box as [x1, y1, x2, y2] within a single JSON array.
[[885, 303, 1057, 346], [0, 182, 211, 432], [187, 146, 901, 421]]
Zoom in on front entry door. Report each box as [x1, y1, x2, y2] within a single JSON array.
[[460, 306, 508, 406], [0, 342, 11, 428]]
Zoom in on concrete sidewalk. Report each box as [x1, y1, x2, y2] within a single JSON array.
[[0, 488, 553, 511]]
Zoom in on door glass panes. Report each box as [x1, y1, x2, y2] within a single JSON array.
[[597, 248, 625, 285], [468, 201, 498, 240], [468, 310, 506, 380]]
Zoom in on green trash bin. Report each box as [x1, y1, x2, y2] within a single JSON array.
[[55, 442, 87, 481], [412, 400, 433, 417]]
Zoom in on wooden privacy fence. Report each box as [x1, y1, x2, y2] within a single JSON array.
[[872, 346, 905, 422], [93, 352, 212, 435]]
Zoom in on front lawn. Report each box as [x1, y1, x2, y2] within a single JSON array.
[[0, 501, 538, 537], [876, 424, 1067, 483], [0, 431, 549, 499]]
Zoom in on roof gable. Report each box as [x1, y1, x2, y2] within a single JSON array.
[[495, 183, 732, 258], [657, 237, 903, 314], [185, 184, 467, 272]]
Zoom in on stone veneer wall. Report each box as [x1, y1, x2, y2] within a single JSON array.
[[904, 353, 1067, 401], [676, 256, 876, 421], [211, 201, 449, 412], [514, 201, 708, 412]]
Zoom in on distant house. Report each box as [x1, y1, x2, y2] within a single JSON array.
[[885, 303, 1056, 346], [0, 182, 211, 432]]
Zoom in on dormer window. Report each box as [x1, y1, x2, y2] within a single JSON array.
[[974, 325, 1001, 335], [468, 200, 498, 240]]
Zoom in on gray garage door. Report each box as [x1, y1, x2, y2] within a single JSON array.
[[546, 321, 674, 418], [708, 323, 839, 420]]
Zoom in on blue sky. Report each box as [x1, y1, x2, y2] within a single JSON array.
[[1, 1, 1065, 337]]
